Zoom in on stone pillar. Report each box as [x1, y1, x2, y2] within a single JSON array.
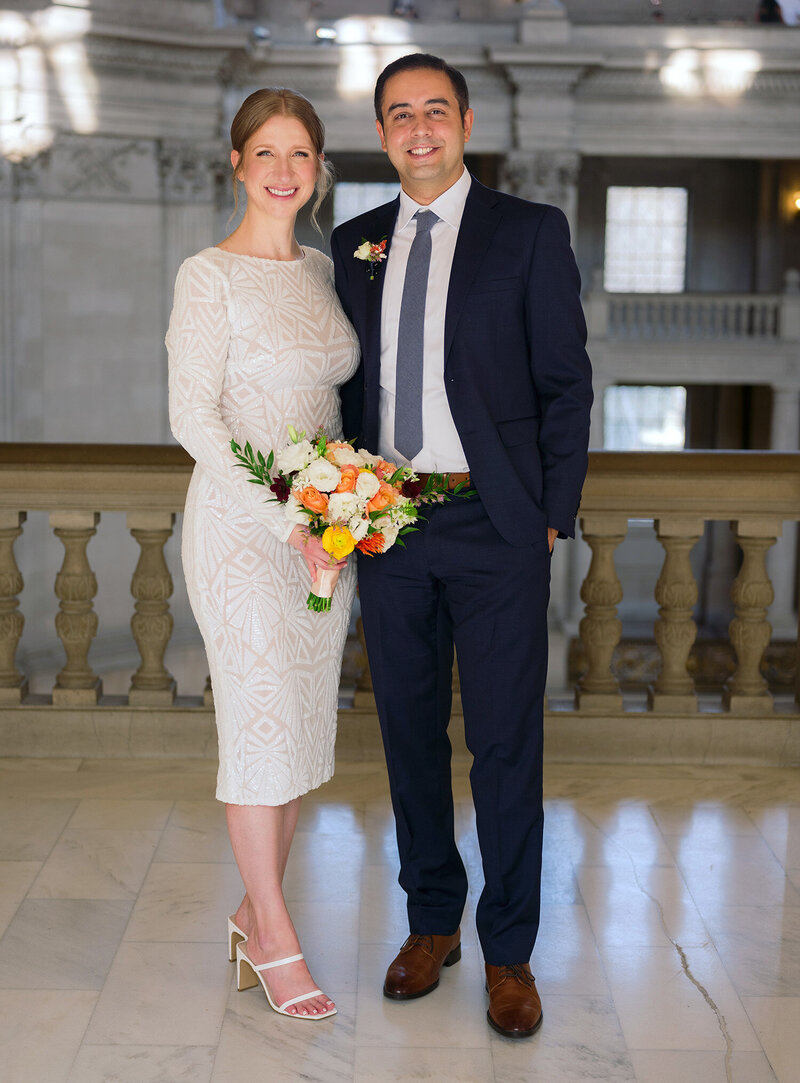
[[127, 511, 177, 706], [50, 511, 102, 705], [767, 384, 799, 638], [723, 519, 781, 716], [648, 517, 703, 713], [575, 515, 627, 712], [499, 149, 580, 240], [0, 158, 13, 442], [0, 511, 28, 705]]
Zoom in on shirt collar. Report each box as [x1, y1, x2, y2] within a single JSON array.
[[396, 166, 472, 233]]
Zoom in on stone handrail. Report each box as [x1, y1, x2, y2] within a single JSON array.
[[0, 445, 798, 743], [585, 268, 800, 344]]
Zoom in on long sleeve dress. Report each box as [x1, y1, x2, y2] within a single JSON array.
[[166, 245, 359, 805]]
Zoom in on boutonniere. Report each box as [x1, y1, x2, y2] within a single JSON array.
[[354, 237, 387, 280]]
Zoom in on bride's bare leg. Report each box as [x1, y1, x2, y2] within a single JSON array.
[[227, 802, 333, 1017]]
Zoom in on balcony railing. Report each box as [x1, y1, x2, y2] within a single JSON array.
[[585, 268, 800, 344], [0, 445, 798, 762]]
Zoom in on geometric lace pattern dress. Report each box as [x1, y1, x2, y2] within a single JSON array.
[[166, 246, 359, 805]]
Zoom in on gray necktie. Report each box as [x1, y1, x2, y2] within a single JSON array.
[[394, 209, 439, 461]]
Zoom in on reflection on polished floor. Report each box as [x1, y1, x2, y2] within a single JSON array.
[[1, 757, 799, 1082]]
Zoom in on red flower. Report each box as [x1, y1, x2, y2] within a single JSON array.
[[270, 476, 291, 503], [401, 479, 424, 499], [356, 532, 385, 556]]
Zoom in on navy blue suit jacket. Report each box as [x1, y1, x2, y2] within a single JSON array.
[[331, 177, 593, 546]]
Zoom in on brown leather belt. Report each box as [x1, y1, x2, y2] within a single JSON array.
[[416, 471, 471, 491]]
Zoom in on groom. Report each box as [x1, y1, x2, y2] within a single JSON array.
[[331, 53, 592, 1039]]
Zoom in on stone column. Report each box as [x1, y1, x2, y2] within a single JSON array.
[[0, 511, 28, 705], [575, 515, 627, 712], [648, 517, 703, 713], [723, 519, 781, 716], [50, 511, 102, 705], [767, 384, 799, 638], [127, 512, 177, 706], [0, 158, 13, 442], [499, 149, 580, 240]]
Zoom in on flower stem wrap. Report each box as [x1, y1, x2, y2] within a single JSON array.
[[307, 566, 341, 613]]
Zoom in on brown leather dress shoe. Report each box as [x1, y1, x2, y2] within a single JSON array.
[[383, 932, 462, 1000], [485, 963, 543, 1038]]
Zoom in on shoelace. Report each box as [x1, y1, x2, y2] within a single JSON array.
[[403, 934, 435, 954], [499, 963, 536, 988]]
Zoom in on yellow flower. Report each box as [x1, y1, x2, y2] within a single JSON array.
[[322, 525, 356, 560]]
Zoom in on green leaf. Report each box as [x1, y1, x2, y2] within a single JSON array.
[[266, 450, 274, 471]]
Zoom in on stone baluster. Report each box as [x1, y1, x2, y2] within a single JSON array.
[[204, 674, 214, 708], [575, 515, 627, 712], [353, 616, 375, 708], [51, 511, 102, 705], [0, 510, 27, 704], [722, 519, 781, 715], [647, 517, 703, 713], [127, 512, 176, 706]]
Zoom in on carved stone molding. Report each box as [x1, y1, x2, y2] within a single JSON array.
[[575, 515, 627, 713], [0, 511, 27, 705], [500, 149, 580, 206], [12, 136, 159, 202], [648, 518, 702, 714], [128, 512, 176, 706], [159, 141, 229, 204], [723, 521, 781, 716], [50, 511, 102, 706]]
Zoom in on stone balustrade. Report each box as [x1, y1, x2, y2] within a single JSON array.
[[586, 268, 800, 344], [0, 444, 798, 763]]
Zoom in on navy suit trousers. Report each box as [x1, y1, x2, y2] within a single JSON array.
[[357, 492, 550, 965]]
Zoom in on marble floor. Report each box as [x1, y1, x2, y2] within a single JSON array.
[[2, 758, 800, 1082]]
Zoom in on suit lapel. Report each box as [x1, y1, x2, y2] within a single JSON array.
[[360, 199, 400, 384], [444, 181, 501, 366]]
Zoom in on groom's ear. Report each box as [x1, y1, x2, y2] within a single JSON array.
[[376, 119, 387, 152]]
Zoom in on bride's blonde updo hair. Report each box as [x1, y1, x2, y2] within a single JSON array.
[[230, 87, 333, 231]]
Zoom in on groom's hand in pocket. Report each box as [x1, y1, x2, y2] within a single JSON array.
[[548, 527, 557, 553]]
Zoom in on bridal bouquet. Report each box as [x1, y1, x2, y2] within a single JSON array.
[[231, 426, 471, 612]]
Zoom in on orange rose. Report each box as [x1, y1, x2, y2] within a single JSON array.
[[298, 486, 329, 515], [374, 459, 397, 480], [334, 464, 360, 493], [366, 480, 398, 514]]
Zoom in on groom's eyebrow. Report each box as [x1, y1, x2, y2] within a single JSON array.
[[387, 97, 451, 114]]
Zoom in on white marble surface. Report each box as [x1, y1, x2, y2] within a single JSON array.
[[1, 758, 799, 1081]]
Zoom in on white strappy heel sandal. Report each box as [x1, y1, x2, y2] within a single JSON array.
[[227, 916, 248, 962], [235, 943, 337, 1019]]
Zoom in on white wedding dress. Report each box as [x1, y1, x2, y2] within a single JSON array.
[[167, 246, 359, 805]]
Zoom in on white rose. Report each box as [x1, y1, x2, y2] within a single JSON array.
[[283, 495, 309, 526], [328, 445, 365, 468], [275, 439, 314, 475], [373, 518, 400, 549], [355, 470, 380, 499], [305, 456, 341, 493], [354, 241, 371, 260], [328, 492, 360, 522], [356, 448, 382, 466], [348, 515, 370, 542]]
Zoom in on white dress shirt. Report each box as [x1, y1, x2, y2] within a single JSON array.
[[378, 166, 472, 472]]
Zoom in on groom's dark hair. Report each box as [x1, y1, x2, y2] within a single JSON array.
[[374, 53, 470, 125]]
